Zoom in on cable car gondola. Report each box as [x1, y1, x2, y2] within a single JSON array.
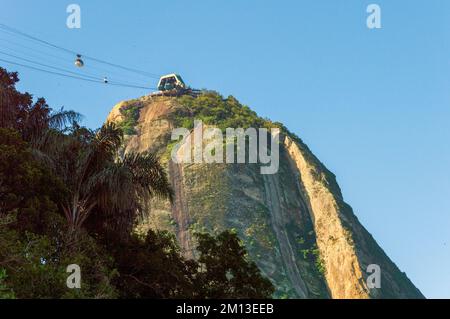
[[74, 54, 84, 68]]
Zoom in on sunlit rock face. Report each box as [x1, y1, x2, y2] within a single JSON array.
[[107, 94, 424, 299]]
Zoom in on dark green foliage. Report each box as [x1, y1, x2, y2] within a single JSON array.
[[194, 231, 275, 299], [0, 268, 15, 299], [0, 221, 117, 299], [0, 126, 117, 298], [0, 128, 42, 215], [110, 230, 197, 298], [0, 128, 68, 231], [110, 230, 274, 299]]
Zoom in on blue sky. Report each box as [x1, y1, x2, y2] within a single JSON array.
[[1, 0, 449, 298]]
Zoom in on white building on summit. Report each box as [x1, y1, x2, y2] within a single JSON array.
[[151, 73, 201, 97]]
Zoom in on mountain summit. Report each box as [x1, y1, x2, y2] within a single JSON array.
[[106, 92, 423, 299]]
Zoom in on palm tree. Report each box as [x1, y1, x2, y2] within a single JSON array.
[[1, 68, 172, 238], [50, 122, 173, 236]]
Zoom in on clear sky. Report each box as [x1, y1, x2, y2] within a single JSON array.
[[1, 0, 449, 298]]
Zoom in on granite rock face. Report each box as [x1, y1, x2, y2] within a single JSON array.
[[107, 94, 423, 299]]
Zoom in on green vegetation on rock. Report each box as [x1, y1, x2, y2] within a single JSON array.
[[171, 92, 289, 132], [118, 101, 142, 135]]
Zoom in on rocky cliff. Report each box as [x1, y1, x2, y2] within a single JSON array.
[[106, 92, 424, 299]]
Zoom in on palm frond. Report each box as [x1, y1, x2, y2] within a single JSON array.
[[88, 163, 135, 211], [122, 152, 174, 203], [49, 107, 83, 130], [94, 122, 123, 158]]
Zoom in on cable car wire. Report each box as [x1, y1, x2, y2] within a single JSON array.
[[0, 49, 103, 81], [0, 36, 71, 63], [0, 23, 161, 79], [0, 57, 106, 83], [0, 49, 157, 88], [0, 37, 158, 86], [0, 57, 157, 90]]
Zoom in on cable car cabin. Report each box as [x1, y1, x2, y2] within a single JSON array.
[[152, 74, 200, 97], [157, 74, 186, 91]]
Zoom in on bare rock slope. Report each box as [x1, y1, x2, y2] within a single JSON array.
[[106, 93, 423, 299]]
